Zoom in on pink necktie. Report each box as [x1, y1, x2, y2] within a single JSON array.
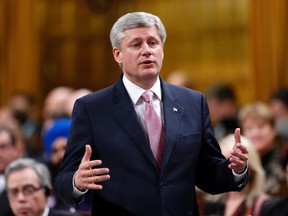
[[142, 90, 164, 166]]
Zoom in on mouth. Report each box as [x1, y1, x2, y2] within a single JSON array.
[[140, 60, 154, 67], [17, 207, 30, 214]]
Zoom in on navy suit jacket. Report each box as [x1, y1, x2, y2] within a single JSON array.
[[55, 74, 245, 216]]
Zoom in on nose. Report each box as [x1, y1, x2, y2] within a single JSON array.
[[15, 191, 26, 200], [141, 43, 152, 56]]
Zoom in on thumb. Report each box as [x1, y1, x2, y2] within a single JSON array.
[[234, 128, 241, 144], [81, 144, 92, 163]]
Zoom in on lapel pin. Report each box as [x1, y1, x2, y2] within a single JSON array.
[[173, 107, 178, 112]]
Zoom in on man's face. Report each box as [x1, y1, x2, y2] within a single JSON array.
[[113, 25, 164, 89], [0, 130, 20, 173], [6, 168, 48, 216]]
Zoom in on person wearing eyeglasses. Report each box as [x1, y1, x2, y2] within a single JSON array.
[[0, 121, 25, 216], [4, 158, 76, 216]]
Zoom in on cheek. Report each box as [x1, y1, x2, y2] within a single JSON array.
[[59, 150, 65, 158], [265, 130, 276, 145], [32, 196, 47, 212], [242, 129, 253, 139], [9, 201, 18, 212], [156, 50, 164, 62]]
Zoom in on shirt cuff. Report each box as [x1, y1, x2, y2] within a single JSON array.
[[72, 172, 87, 200], [232, 163, 248, 184]]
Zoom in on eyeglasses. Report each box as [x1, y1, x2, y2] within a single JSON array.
[[7, 185, 45, 199]]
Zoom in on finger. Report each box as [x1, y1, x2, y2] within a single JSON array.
[[234, 143, 249, 154], [234, 128, 241, 144], [80, 170, 110, 191], [86, 172, 110, 183], [81, 167, 109, 178], [81, 144, 92, 163], [230, 152, 248, 164], [228, 158, 247, 173]]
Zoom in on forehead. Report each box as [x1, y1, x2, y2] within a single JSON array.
[[7, 168, 40, 188], [52, 137, 67, 149], [123, 25, 161, 41], [243, 116, 270, 127]]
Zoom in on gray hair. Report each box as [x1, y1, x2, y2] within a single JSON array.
[[110, 12, 167, 49], [5, 158, 52, 189]]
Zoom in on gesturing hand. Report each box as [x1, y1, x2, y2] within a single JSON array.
[[74, 145, 110, 191], [228, 128, 248, 174]]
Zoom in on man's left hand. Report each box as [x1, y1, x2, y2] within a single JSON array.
[[228, 128, 248, 174]]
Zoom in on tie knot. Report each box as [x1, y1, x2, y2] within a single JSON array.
[[142, 91, 154, 103]]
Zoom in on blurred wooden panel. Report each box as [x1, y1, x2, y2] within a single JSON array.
[[1, 0, 287, 109], [251, 0, 288, 102], [1, 0, 252, 107], [0, 0, 42, 106], [159, 0, 251, 105]]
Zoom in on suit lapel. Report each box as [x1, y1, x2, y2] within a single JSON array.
[[161, 81, 184, 168], [110, 76, 156, 166]]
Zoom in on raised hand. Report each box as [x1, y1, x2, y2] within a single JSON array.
[[228, 128, 248, 174], [74, 145, 110, 191]]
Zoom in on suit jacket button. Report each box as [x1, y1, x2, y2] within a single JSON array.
[[160, 182, 165, 189]]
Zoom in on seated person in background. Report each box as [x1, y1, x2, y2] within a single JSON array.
[[42, 86, 74, 131], [270, 88, 288, 139], [0, 120, 26, 216], [166, 70, 193, 88], [64, 88, 92, 117], [43, 118, 72, 181], [270, 87, 288, 165], [7, 91, 42, 157], [238, 101, 287, 197], [204, 134, 269, 216], [43, 118, 92, 213], [5, 158, 76, 216], [260, 162, 288, 216], [206, 83, 239, 140]]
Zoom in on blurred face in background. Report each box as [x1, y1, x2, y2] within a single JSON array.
[[0, 130, 21, 173], [241, 116, 276, 156], [6, 168, 47, 216], [50, 137, 67, 165], [270, 99, 288, 120]]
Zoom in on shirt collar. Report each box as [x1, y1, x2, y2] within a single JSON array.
[[42, 206, 49, 216], [123, 75, 162, 105]]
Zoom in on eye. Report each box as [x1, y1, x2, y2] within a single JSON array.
[[149, 41, 157, 47], [7, 188, 18, 197], [131, 42, 140, 48], [22, 185, 39, 195], [7, 185, 44, 198]]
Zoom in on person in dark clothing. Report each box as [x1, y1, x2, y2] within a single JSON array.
[[54, 12, 248, 216]]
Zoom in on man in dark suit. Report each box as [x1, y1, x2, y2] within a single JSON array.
[[55, 12, 248, 216]]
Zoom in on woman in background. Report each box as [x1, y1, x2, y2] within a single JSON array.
[[238, 101, 287, 196], [203, 134, 269, 216]]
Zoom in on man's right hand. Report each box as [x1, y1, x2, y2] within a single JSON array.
[[74, 144, 110, 191]]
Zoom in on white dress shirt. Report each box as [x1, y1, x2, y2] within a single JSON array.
[[122, 75, 164, 132]]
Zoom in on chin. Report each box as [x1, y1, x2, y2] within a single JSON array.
[[142, 69, 159, 77]]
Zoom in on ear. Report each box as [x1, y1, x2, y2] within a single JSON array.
[[113, 47, 122, 65]]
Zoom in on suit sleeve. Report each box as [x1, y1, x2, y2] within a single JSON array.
[[54, 98, 94, 204], [195, 94, 242, 194]]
